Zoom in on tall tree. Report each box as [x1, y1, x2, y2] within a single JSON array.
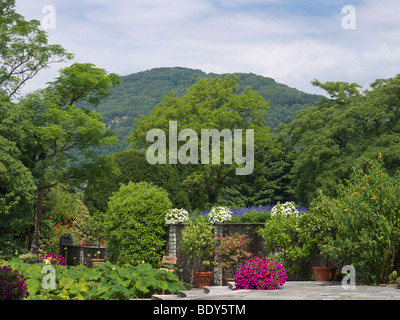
[[129, 75, 276, 209], [278, 75, 400, 205], [19, 63, 120, 253], [0, 92, 36, 253], [0, 0, 73, 98]]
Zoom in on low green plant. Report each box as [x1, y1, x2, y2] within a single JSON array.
[[0, 259, 185, 300], [18, 253, 40, 263]]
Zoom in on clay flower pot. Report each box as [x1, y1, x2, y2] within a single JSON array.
[[312, 266, 337, 281], [194, 271, 213, 288]]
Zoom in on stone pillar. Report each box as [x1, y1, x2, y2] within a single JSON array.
[[213, 224, 223, 286], [168, 224, 177, 257]]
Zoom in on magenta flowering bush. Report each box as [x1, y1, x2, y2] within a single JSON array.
[[235, 256, 287, 290], [39, 253, 66, 266], [0, 266, 29, 300]]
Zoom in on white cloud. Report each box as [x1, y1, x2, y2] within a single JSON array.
[[12, 0, 400, 96]]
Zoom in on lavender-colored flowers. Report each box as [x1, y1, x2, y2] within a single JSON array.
[[235, 256, 287, 290], [0, 266, 29, 300]]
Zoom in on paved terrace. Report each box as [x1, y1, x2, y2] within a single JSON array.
[[152, 281, 400, 300]]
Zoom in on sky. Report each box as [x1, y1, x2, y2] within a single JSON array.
[[14, 0, 400, 96]]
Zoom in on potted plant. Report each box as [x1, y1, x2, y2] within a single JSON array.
[[214, 233, 252, 285], [181, 217, 217, 288], [302, 192, 338, 281]]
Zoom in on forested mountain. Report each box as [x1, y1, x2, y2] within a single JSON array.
[[96, 67, 324, 153]]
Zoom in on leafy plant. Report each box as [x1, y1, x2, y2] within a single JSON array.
[[235, 256, 287, 290], [214, 233, 252, 277], [18, 253, 39, 263], [181, 218, 218, 275], [323, 158, 400, 284], [104, 181, 172, 267], [259, 195, 336, 278], [0, 259, 185, 300]]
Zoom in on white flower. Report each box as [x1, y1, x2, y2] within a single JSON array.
[[271, 202, 299, 217], [165, 208, 189, 225], [208, 206, 232, 224]]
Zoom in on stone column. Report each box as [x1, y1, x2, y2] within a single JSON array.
[[213, 224, 223, 286], [168, 224, 177, 257]]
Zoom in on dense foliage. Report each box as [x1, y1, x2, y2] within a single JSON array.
[[214, 233, 252, 277], [259, 197, 335, 279], [279, 77, 400, 205], [0, 259, 185, 300], [97, 67, 324, 154], [103, 182, 172, 267], [181, 218, 218, 275], [322, 158, 400, 284], [2, 0, 400, 289]]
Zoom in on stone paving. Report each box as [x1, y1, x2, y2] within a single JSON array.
[[152, 281, 400, 300]]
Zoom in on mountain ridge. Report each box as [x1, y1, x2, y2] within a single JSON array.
[[95, 67, 324, 154]]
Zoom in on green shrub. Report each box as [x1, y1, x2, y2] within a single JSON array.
[[323, 158, 400, 284], [104, 181, 172, 267], [259, 194, 335, 279], [0, 259, 185, 300], [181, 218, 217, 273]]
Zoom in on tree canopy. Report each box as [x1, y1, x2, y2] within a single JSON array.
[[278, 75, 400, 205]]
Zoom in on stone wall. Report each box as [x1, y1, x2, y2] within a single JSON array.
[[166, 223, 268, 286]]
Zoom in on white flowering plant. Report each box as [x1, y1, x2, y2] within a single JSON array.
[[271, 202, 299, 217], [208, 206, 232, 224], [165, 208, 189, 225]]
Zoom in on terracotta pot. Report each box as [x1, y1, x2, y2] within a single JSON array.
[[194, 271, 212, 288], [225, 277, 235, 286], [312, 267, 337, 281]]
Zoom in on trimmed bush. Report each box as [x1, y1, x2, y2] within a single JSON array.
[[104, 181, 172, 267]]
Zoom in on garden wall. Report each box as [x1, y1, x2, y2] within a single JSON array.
[[166, 223, 269, 286], [59, 237, 107, 267]]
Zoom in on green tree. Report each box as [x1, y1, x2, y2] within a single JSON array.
[[18, 63, 120, 253], [279, 75, 400, 205], [103, 181, 172, 267], [129, 75, 276, 209], [323, 158, 400, 284], [0, 92, 36, 256], [83, 149, 190, 218], [0, 0, 73, 98]]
